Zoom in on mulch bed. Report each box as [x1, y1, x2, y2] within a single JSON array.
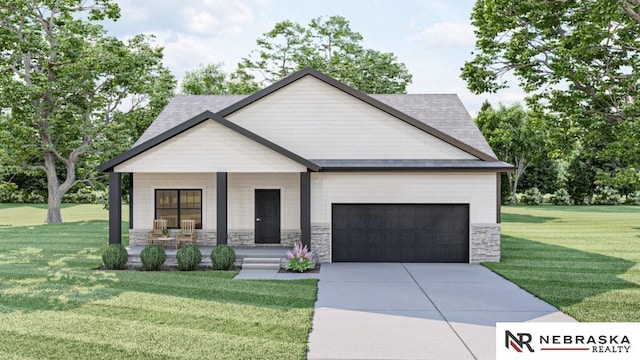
[[278, 264, 321, 273], [95, 265, 241, 272]]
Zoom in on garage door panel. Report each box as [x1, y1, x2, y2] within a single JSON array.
[[332, 204, 469, 263]]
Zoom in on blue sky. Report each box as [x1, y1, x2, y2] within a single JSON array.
[[103, 0, 524, 114]]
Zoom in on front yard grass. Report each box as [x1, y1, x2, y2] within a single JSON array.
[[487, 205, 640, 322], [0, 204, 317, 360]]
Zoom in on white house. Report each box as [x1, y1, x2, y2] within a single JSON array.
[[98, 68, 513, 263]]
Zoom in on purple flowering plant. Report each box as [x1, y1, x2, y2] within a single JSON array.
[[285, 242, 313, 272]]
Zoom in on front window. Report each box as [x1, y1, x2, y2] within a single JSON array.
[[155, 189, 202, 229]]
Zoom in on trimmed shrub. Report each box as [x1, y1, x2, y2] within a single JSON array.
[[521, 187, 543, 205], [550, 188, 572, 205], [102, 244, 128, 270], [625, 191, 640, 205], [211, 245, 236, 270], [140, 244, 166, 271], [593, 186, 622, 205], [176, 244, 201, 271]]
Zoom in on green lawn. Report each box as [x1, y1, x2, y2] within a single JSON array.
[[487, 205, 640, 322], [0, 204, 317, 360]]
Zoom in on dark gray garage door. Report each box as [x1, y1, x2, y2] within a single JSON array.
[[332, 204, 469, 263]]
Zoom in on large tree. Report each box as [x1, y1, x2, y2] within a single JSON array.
[[462, 0, 640, 162], [476, 102, 546, 204], [0, 0, 175, 223], [238, 15, 412, 93]]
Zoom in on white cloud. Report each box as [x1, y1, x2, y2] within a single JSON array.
[[181, 1, 254, 35], [143, 31, 221, 79], [412, 21, 476, 48]]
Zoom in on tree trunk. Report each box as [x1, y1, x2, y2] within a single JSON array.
[[46, 187, 63, 223], [43, 151, 78, 223], [44, 152, 63, 223], [509, 156, 528, 205]]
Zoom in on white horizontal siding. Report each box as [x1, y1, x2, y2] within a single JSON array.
[[133, 173, 216, 229], [115, 121, 307, 173], [310, 172, 497, 224], [228, 173, 300, 229], [227, 76, 477, 160]]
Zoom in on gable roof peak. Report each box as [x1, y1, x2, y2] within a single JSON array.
[[216, 67, 497, 162]]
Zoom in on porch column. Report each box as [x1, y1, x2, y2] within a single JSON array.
[[129, 173, 134, 229], [217, 172, 228, 245], [108, 172, 122, 244], [300, 171, 311, 248], [496, 173, 501, 223]]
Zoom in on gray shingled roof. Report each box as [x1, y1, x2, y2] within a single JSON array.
[[369, 94, 495, 157], [135, 95, 246, 146], [135, 93, 496, 158]]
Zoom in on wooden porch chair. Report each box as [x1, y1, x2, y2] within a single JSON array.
[[147, 219, 167, 245], [176, 220, 196, 248]]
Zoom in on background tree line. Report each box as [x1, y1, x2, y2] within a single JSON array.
[[478, 101, 640, 205], [465, 0, 640, 206]]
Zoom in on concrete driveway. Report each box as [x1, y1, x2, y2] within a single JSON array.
[[307, 263, 575, 360]]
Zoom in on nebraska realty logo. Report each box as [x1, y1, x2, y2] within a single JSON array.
[[496, 323, 640, 359]]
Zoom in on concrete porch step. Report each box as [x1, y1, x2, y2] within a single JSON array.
[[241, 262, 281, 270], [242, 257, 281, 264], [241, 257, 284, 270]]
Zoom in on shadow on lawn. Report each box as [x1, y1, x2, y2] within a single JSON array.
[[0, 221, 123, 313], [501, 213, 558, 224], [486, 235, 639, 309], [0, 203, 86, 210], [0, 221, 315, 313]]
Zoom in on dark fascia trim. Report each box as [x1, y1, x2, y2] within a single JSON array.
[[318, 167, 514, 172], [217, 67, 499, 162], [314, 160, 515, 172], [97, 110, 320, 172]]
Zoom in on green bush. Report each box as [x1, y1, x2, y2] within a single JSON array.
[[593, 186, 622, 205], [211, 245, 236, 270], [63, 186, 107, 204], [140, 244, 166, 271], [550, 188, 572, 205], [0, 181, 28, 203], [625, 191, 640, 205], [176, 244, 201, 271], [566, 154, 596, 205], [26, 190, 45, 203], [102, 244, 128, 270], [521, 187, 543, 205]]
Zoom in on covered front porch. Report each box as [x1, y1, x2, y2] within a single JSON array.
[[108, 171, 312, 248], [99, 111, 324, 259]]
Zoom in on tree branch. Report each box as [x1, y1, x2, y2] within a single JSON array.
[[22, 163, 46, 172], [622, 1, 640, 25]]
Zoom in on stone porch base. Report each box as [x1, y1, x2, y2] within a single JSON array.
[[129, 229, 301, 247]]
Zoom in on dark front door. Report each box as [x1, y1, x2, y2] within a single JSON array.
[[255, 189, 281, 244], [332, 204, 469, 262]]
